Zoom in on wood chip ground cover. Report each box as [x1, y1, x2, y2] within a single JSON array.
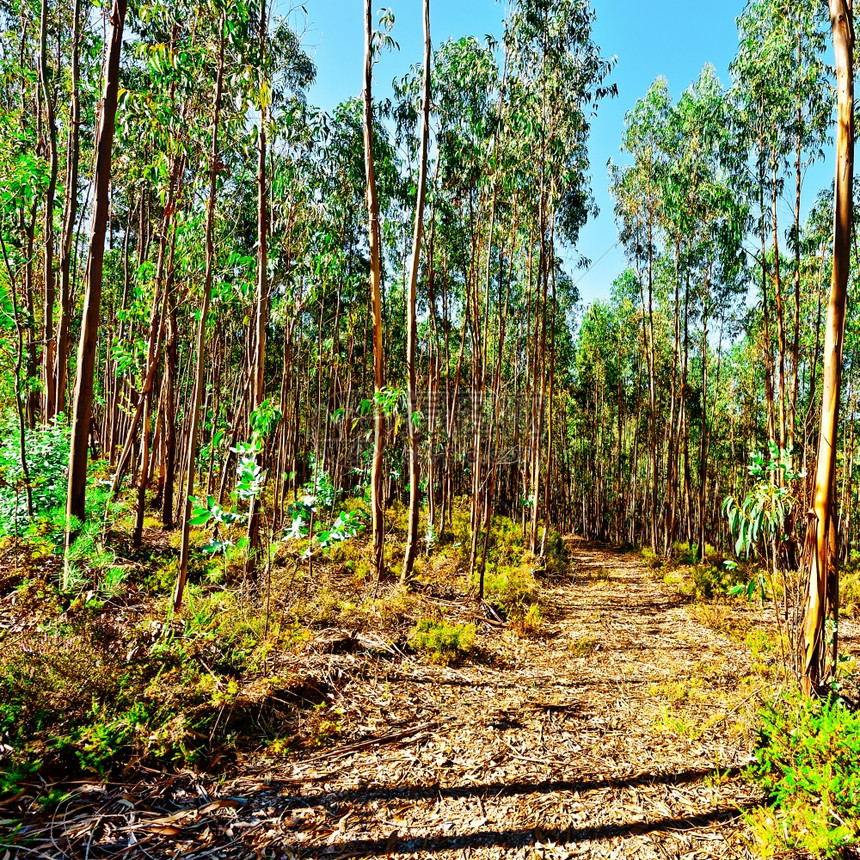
[[5, 540, 857, 859]]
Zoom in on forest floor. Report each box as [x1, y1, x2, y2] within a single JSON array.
[[2, 537, 825, 859]]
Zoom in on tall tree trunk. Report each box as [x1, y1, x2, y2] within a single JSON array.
[[364, 0, 386, 579], [64, 0, 127, 556], [161, 264, 179, 528], [246, 0, 269, 572], [771, 166, 787, 454], [791, 53, 804, 457], [698, 302, 709, 559], [401, 0, 431, 583], [23, 207, 38, 427], [174, 15, 226, 611], [759, 155, 777, 443], [38, 0, 59, 420], [800, 0, 854, 695], [55, 0, 81, 417]]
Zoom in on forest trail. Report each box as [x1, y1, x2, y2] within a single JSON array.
[[257, 540, 761, 859], [5, 541, 765, 859]]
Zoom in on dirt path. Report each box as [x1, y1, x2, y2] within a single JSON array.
[[262, 541, 761, 859], [5, 541, 765, 859]]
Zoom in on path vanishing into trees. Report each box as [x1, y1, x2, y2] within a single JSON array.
[[271, 542, 762, 859], [10, 540, 816, 858], [6, 542, 776, 859]]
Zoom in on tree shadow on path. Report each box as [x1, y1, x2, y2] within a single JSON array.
[[301, 804, 751, 858], [278, 765, 744, 812]]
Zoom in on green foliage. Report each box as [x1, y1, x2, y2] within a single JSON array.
[[232, 439, 267, 502], [407, 618, 475, 664], [727, 567, 770, 603], [544, 530, 568, 573], [282, 458, 364, 558], [0, 759, 40, 796], [0, 417, 69, 534], [304, 453, 337, 512], [0, 572, 303, 776], [747, 691, 860, 857], [480, 562, 539, 615], [723, 444, 803, 560], [316, 510, 364, 549], [640, 547, 662, 570], [690, 562, 747, 600], [63, 484, 124, 591], [745, 628, 772, 659], [516, 602, 544, 635], [673, 541, 719, 565]]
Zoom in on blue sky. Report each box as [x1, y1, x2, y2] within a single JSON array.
[[282, 0, 835, 306]]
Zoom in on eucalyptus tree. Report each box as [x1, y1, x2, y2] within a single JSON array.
[[730, 0, 830, 454], [571, 295, 637, 542], [673, 67, 747, 559], [105, 0, 211, 544], [174, 2, 230, 610], [610, 77, 672, 553], [427, 34, 499, 546], [37, 0, 58, 420], [363, 1, 387, 579], [800, 0, 854, 695], [401, 0, 432, 583], [0, 74, 47, 523], [241, 1, 315, 567], [65, 0, 127, 555], [55, 0, 88, 420], [504, 0, 613, 556]]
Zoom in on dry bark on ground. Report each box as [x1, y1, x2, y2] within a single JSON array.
[[7, 540, 832, 859]]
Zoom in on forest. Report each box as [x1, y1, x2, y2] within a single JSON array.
[[2, 0, 860, 856]]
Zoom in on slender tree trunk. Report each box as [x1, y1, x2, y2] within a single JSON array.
[[800, 0, 854, 695], [55, 0, 81, 417], [23, 207, 37, 428], [759, 157, 777, 443], [401, 0, 431, 583], [38, 0, 59, 420], [174, 15, 226, 611], [698, 302, 709, 559], [64, 0, 127, 556], [161, 271, 179, 528], [791, 62, 804, 456], [772, 167, 788, 454], [246, 1, 269, 572], [364, 0, 386, 579]]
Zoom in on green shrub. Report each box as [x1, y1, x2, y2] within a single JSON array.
[[746, 691, 860, 857], [673, 540, 720, 565], [0, 416, 69, 534], [544, 530, 567, 573], [407, 619, 475, 664], [0, 573, 281, 777], [480, 562, 539, 614], [509, 602, 544, 636], [690, 562, 746, 599], [487, 514, 527, 566], [745, 629, 772, 659], [641, 547, 662, 570]]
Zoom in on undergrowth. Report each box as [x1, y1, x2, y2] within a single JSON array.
[[746, 689, 860, 857], [643, 541, 747, 601], [408, 618, 476, 664], [0, 491, 551, 788]]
